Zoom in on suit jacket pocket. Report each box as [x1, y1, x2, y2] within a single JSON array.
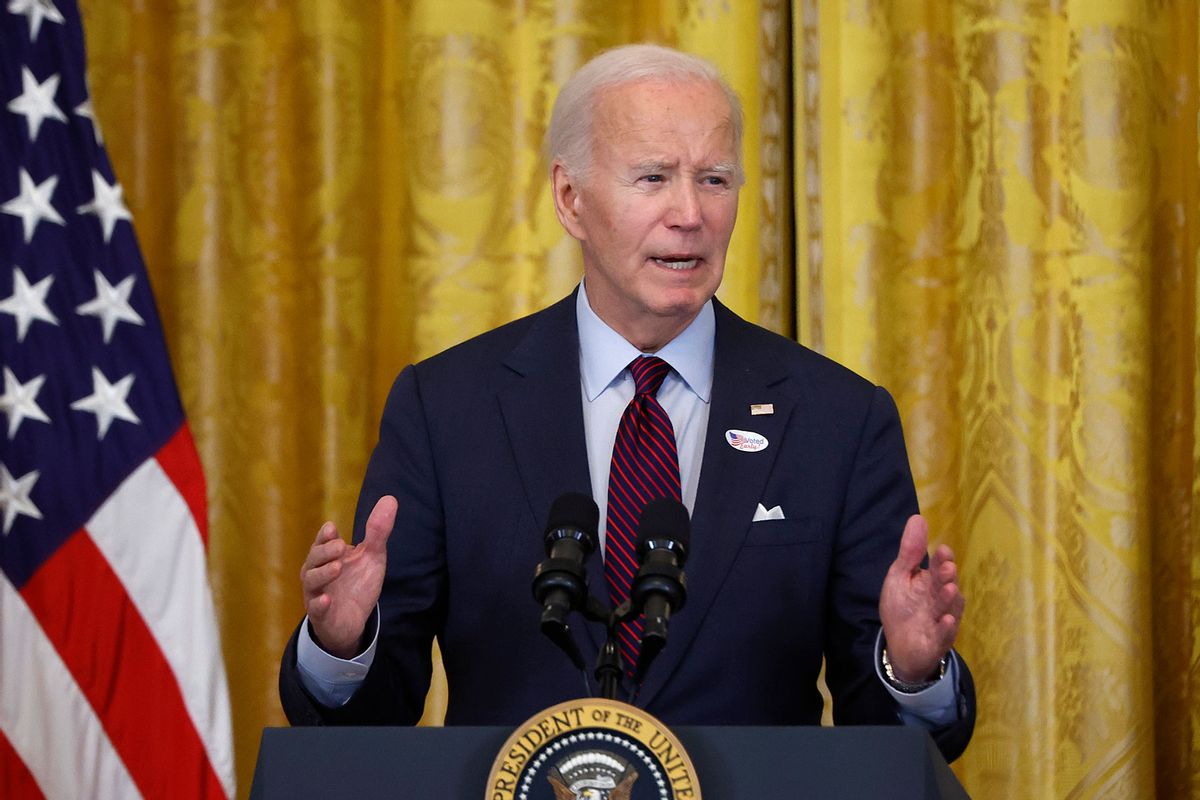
[[742, 516, 824, 547]]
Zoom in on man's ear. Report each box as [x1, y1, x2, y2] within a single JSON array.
[[551, 161, 585, 241]]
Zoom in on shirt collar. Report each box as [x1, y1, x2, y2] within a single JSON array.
[[576, 279, 715, 403]]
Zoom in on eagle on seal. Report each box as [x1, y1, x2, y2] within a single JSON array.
[[547, 750, 638, 800]]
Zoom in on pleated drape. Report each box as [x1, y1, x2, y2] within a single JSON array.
[[78, 1, 1196, 796], [796, 1, 1198, 796]]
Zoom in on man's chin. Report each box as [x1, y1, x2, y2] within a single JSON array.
[[644, 289, 716, 323]]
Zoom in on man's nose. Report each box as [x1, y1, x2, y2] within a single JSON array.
[[665, 181, 702, 230]]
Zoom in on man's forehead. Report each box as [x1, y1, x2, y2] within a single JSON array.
[[593, 77, 731, 121], [591, 79, 736, 154]]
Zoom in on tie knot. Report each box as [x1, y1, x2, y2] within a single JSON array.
[[629, 356, 670, 396]]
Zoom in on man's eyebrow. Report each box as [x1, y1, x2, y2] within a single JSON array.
[[629, 159, 675, 173], [626, 160, 739, 174]]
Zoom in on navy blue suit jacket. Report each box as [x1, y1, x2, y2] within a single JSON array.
[[280, 291, 975, 761]]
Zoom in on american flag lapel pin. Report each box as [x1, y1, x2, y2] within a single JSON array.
[[750, 403, 774, 416]]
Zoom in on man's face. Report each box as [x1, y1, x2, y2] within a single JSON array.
[[553, 78, 740, 350]]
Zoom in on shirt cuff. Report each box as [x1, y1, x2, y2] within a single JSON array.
[[295, 609, 379, 708], [873, 629, 960, 728]]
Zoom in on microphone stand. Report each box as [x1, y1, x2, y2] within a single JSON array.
[[582, 596, 627, 700], [583, 597, 651, 702]]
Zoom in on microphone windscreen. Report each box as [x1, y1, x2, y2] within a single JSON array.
[[545, 492, 600, 540], [637, 498, 690, 557]]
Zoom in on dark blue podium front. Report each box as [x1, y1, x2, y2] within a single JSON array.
[[250, 725, 969, 799]]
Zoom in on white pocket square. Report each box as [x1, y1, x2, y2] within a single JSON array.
[[753, 503, 785, 522]]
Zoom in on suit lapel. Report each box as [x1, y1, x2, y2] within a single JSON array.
[[496, 293, 605, 665], [637, 302, 796, 707]]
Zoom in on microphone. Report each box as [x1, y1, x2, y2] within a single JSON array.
[[631, 498, 690, 680], [532, 492, 599, 670]]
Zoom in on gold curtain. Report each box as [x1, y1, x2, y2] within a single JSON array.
[[796, 0, 1198, 797], [78, 1, 788, 794], [78, 0, 1196, 797]]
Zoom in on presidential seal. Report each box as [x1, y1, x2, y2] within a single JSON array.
[[485, 699, 700, 800]]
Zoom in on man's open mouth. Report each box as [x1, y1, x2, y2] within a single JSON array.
[[651, 257, 699, 270]]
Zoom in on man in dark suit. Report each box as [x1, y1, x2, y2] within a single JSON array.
[[280, 44, 974, 762]]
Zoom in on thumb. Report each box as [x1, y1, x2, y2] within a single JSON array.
[[891, 514, 929, 575], [362, 495, 398, 553]]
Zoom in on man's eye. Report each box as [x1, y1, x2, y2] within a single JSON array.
[[641, 174, 664, 183], [703, 175, 728, 186]]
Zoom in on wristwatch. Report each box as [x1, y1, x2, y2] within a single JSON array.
[[881, 647, 947, 694]]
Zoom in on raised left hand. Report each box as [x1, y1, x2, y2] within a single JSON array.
[[878, 514, 965, 682]]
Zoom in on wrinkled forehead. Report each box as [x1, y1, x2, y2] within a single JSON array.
[[590, 78, 738, 161]]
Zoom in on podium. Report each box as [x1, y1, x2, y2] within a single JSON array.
[[250, 725, 969, 798]]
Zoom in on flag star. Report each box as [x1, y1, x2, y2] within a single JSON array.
[[76, 169, 132, 243], [0, 266, 59, 342], [74, 96, 103, 144], [7, 67, 67, 141], [2, 168, 66, 243], [0, 367, 50, 439], [7, 0, 64, 42], [71, 367, 139, 439], [0, 463, 41, 535], [76, 270, 145, 343]]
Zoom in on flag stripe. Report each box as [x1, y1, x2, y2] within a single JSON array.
[[0, 572, 139, 800], [0, 730, 44, 800], [155, 424, 209, 545], [86, 445, 234, 795], [19, 531, 226, 799]]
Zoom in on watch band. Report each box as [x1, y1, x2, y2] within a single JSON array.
[[881, 646, 947, 694]]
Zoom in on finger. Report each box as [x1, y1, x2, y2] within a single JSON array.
[[305, 592, 332, 621], [935, 581, 965, 621], [362, 495, 398, 554], [934, 557, 958, 589], [936, 612, 961, 650], [301, 559, 343, 597], [312, 520, 341, 546], [889, 515, 929, 576], [301, 536, 347, 575], [929, 543, 955, 576]]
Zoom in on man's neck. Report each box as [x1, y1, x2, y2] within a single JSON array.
[[581, 290, 704, 354]]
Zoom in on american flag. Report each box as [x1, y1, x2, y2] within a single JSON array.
[[0, 2, 233, 797]]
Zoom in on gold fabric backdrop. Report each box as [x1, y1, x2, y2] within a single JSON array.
[[78, 1, 1195, 797]]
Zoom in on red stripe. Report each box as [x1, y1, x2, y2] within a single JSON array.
[[606, 493, 640, 535], [643, 404, 676, 440], [613, 449, 661, 504], [618, 623, 643, 671], [625, 435, 676, 496], [644, 427, 681, 476], [631, 358, 669, 389], [604, 546, 638, 583], [604, 511, 642, 576], [20, 531, 226, 799], [640, 432, 676, 474], [605, 561, 635, 590], [0, 730, 44, 800], [154, 424, 209, 547], [609, 456, 652, 507], [604, 523, 638, 558]]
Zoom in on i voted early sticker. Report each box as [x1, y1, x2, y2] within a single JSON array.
[[726, 429, 769, 452]]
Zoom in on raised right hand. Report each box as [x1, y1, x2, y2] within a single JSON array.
[[300, 495, 397, 659]]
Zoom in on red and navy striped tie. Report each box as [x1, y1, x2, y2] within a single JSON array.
[[606, 356, 682, 676]]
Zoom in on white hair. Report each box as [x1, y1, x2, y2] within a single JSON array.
[[546, 43, 744, 182]]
